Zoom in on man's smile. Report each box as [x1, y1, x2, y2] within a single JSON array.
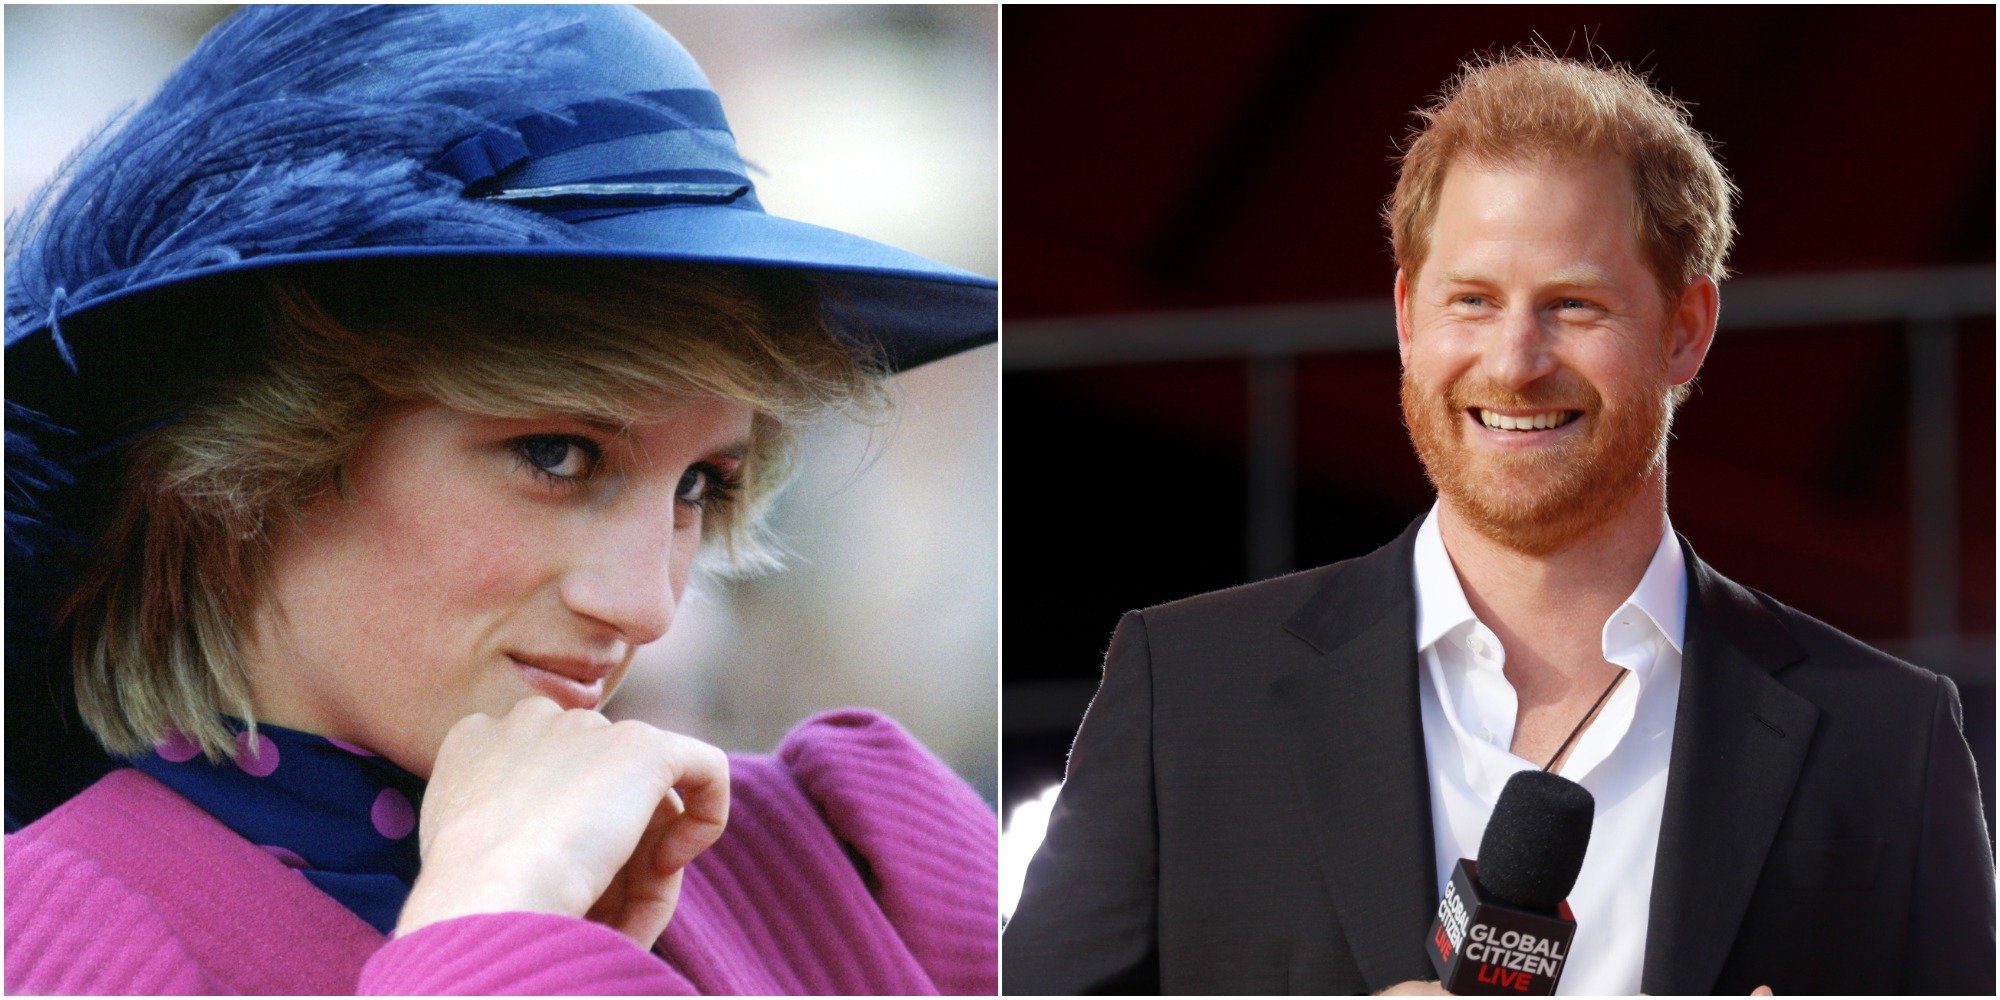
[[1471, 407, 1583, 432]]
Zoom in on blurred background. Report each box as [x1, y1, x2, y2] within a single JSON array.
[[5, 5, 998, 800], [1000, 6, 1994, 916]]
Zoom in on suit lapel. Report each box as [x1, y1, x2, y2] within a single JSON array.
[[1641, 539, 1816, 994], [1272, 520, 1438, 990]]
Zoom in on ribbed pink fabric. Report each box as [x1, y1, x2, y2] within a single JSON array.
[[5, 709, 998, 995]]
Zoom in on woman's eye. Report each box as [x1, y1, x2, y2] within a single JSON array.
[[677, 465, 710, 505], [514, 435, 600, 484], [675, 462, 740, 513]]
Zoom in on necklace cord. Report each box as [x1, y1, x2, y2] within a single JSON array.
[[1542, 670, 1626, 772]]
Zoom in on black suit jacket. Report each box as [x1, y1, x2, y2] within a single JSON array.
[[1004, 520, 1995, 995]]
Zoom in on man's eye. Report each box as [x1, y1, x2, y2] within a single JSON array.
[[1457, 294, 1487, 307], [514, 435, 599, 483], [1558, 298, 1592, 311]]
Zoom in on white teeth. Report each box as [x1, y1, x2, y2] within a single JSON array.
[[1478, 409, 1575, 432]]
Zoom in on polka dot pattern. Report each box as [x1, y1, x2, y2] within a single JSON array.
[[155, 731, 201, 763], [234, 731, 281, 777], [130, 719, 425, 934], [260, 845, 311, 869], [371, 788, 416, 840], [327, 737, 377, 757]]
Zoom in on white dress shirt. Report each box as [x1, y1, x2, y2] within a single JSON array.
[[1413, 505, 1685, 996]]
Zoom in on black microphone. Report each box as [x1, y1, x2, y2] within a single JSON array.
[[1425, 770, 1595, 995]]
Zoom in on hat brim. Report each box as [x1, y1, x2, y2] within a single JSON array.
[[8, 201, 997, 528], [9, 201, 995, 374]]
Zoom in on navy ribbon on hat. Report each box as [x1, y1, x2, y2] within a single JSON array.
[[436, 88, 757, 222]]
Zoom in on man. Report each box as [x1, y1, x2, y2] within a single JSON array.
[[1003, 53, 1994, 995]]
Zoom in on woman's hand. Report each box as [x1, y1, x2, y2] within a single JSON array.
[[394, 697, 729, 949]]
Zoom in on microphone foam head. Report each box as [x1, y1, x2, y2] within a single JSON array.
[[1476, 770, 1596, 911]]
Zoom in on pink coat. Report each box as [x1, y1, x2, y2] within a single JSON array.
[[5, 709, 997, 995]]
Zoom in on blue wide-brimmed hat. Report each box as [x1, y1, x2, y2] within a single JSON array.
[[4, 4, 995, 826]]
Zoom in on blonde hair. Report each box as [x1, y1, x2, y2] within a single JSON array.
[[64, 259, 883, 761], [1386, 50, 1738, 299]]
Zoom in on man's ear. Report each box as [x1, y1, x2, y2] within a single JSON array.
[[1394, 268, 1412, 367], [1667, 274, 1719, 385]]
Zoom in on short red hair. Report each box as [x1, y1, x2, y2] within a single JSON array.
[[1386, 52, 1738, 299]]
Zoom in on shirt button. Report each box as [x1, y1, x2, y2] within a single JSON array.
[[1479, 727, 1493, 744]]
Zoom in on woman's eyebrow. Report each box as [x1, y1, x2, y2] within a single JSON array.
[[572, 415, 627, 434]]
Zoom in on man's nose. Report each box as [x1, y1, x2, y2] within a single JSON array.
[[559, 501, 679, 646], [1483, 306, 1559, 389]]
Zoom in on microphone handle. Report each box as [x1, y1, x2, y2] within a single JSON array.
[[1425, 859, 1577, 996]]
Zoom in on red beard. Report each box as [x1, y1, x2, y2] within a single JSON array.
[[1401, 367, 1673, 555]]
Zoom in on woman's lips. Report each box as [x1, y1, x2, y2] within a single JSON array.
[[508, 654, 610, 711]]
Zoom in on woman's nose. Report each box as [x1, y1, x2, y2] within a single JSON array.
[[559, 501, 681, 646]]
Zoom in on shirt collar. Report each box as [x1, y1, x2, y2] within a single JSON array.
[[1412, 504, 1479, 653], [1621, 518, 1688, 655], [1409, 503, 1688, 657]]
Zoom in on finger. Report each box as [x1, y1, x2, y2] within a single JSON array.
[[635, 787, 685, 875], [505, 694, 569, 723], [431, 710, 495, 768], [613, 868, 683, 948], [596, 722, 727, 873], [1375, 981, 1451, 996], [595, 811, 683, 948], [1751, 987, 1774, 996], [652, 736, 729, 873]]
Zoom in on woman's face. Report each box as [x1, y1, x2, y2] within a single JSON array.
[[244, 398, 754, 778]]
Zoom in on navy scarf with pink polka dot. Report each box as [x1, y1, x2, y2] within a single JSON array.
[[132, 722, 425, 934]]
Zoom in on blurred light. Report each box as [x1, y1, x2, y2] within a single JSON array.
[[4, 6, 223, 213], [1000, 781, 1065, 924]]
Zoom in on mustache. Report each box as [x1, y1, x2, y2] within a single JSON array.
[[1442, 377, 1600, 413]]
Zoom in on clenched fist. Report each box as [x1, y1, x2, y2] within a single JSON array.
[[394, 697, 729, 948]]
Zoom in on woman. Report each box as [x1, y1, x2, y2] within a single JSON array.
[[5, 6, 995, 995]]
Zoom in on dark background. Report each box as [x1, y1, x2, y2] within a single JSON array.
[[1000, 6, 1996, 840]]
